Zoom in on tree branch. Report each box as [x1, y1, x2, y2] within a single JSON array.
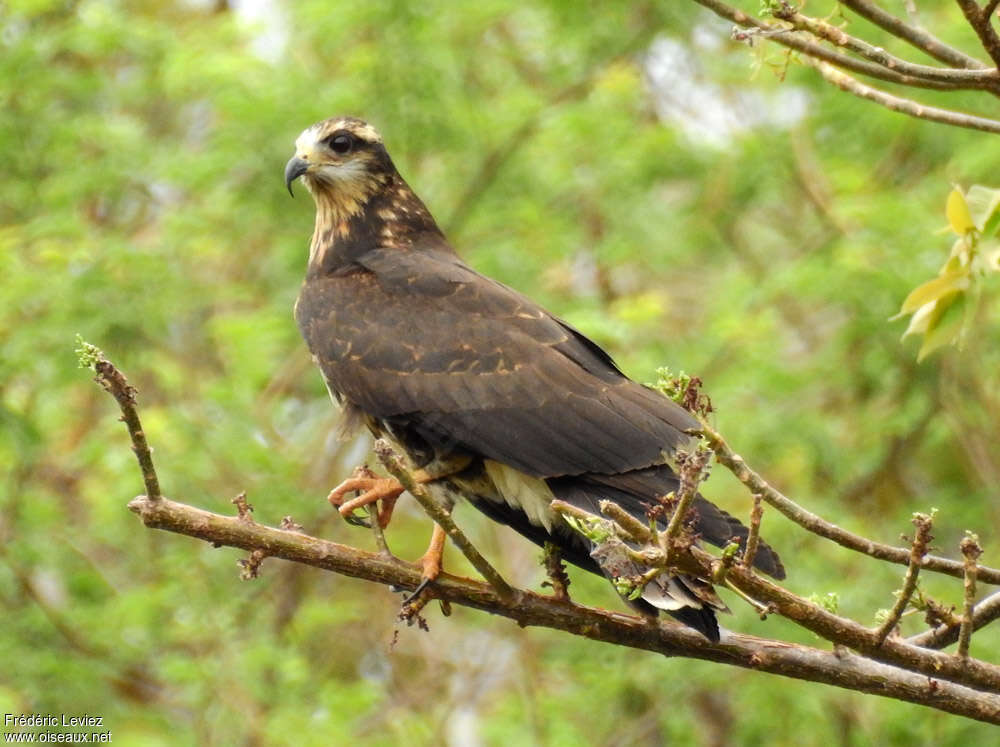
[[694, 0, 1000, 128], [875, 513, 933, 645], [805, 57, 1000, 135], [553, 499, 1000, 695], [959, 533, 984, 657], [839, 0, 987, 69], [697, 421, 1000, 584], [772, 3, 1000, 89], [78, 339, 162, 501], [125, 494, 1000, 724], [956, 0, 1000, 67], [909, 590, 1000, 649], [694, 0, 990, 91], [87, 353, 1000, 724]]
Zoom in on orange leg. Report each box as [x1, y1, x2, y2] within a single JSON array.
[[420, 523, 447, 581], [405, 523, 448, 602]]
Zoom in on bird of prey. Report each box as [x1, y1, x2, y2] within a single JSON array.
[[285, 116, 784, 641]]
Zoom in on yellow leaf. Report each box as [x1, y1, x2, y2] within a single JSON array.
[[902, 290, 959, 341], [895, 272, 969, 317], [946, 187, 975, 235]]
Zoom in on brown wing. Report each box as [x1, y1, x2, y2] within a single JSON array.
[[295, 243, 698, 479]]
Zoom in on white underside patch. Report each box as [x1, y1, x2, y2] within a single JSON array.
[[483, 460, 557, 533], [640, 574, 703, 611]]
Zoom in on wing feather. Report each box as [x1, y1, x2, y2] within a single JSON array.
[[296, 246, 698, 478]]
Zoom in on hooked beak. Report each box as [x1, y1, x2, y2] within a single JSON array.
[[284, 156, 309, 197]]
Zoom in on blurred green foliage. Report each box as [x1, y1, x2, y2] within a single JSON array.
[[3, 0, 1000, 744]]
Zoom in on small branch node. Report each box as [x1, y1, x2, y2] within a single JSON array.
[[279, 516, 304, 533], [398, 594, 432, 631], [714, 541, 742, 584], [232, 492, 254, 522], [237, 549, 267, 580]]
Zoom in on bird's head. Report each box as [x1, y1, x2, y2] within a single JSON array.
[[284, 116, 393, 210], [285, 116, 443, 272]]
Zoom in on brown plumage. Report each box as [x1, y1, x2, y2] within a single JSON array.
[[286, 116, 784, 641]]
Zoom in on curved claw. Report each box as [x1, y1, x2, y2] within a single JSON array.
[[344, 512, 372, 529], [403, 576, 435, 605]]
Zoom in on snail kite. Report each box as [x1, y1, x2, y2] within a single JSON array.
[[285, 116, 784, 641]]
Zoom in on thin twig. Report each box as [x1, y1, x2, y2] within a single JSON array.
[[839, 0, 986, 69], [694, 0, 989, 90], [805, 57, 1000, 135], [875, 513, 934, 645], [697, 421, 1000, 585], [772, 3, 1000, 89], [345, 465, 393, 556], [742, 494, 764, 572], [372, 439, 517, 602], [86, 350, 162, 501], [956, 0, 1000, 67], [660, 446, 710, 561], [369, 502, 392, 556], [958, 533, 984, 658], [597, 500, 658, 546], [542, 542, 572, 601]]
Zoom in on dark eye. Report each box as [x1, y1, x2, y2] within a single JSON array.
[[327, 133, 354, 155]]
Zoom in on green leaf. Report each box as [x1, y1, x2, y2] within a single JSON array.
[[562, 513, 611, 544], [946, 187, 975, 235], [917, 292, 966, 361], [74, 334, 103, 369], [983, 210, 1000, 238]]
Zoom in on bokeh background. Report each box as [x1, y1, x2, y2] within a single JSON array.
[[3, 1, 1000, 744]]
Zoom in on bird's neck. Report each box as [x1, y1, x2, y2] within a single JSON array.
[[307, 172, 443, 277]]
